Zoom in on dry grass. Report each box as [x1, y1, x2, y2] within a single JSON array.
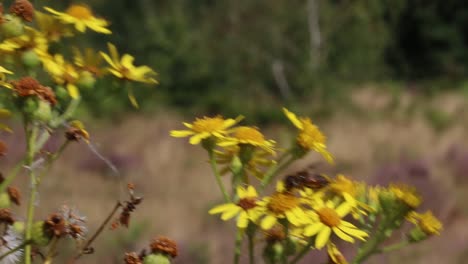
[[3, 88, 468, 263]]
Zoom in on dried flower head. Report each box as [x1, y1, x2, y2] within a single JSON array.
[[9, 0, 34, 22], [150, 236, 178, 258], [44, 213, 66, 237], [124, 252, 143, 264], [12, 76, 57, 105], [65, 120, 90, 142], [7, 186, 21, 205], [0, 208, 14, 225], [60, 205, 88, 240]]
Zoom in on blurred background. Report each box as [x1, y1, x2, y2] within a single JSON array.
[[4, 0, 468, 263]]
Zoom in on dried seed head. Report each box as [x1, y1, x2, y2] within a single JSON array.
[[9, 0, 34, 22], [124, 252, 142, 264], [7, 187, 20, 205], [150, 236, 178, 258], [13, 77, 57, 105], [44, 213, 66, 237], [0, 208, 14, 224]]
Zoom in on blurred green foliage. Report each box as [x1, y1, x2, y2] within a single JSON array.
[[60, 0, 468, 120]]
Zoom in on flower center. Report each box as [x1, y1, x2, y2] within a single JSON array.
[[234, 126, 265, 143], [66, 5, 93, 19], [296, 118, 326, 150], [237, 198, 257, 210], [192, 116, 225, 133], [267, 192, 299, 214], [317, 207, 341, 227]]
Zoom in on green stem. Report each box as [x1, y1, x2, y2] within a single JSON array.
[[351, 219, 388, 264], [290, 238, 314, 264], [50, 98, 81, 128], [281, 222, 289, 264], [380, 240, 410, 253], [0, 240, 32, 261], [0, 158, 25, 193], [24, 123, 38, 264], [260, 154, 294, 192], [208, 150, 230, 202], [44, 236, 60, 263], [234, 229, 243, 264], [247, 229, 255, 264]]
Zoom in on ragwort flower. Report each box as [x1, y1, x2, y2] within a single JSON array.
[[44, 4, 111, 34], [218, 126, 276, 154], [170, 115, 243, 145], [303, 199, 368, 249], [259, 181, 308, 230], [209, 185, 264, 228], [100, 43, 157, 84], [42, 54, 80, 98], [283, 108, 333, 163], [407, 211, 442, 236]]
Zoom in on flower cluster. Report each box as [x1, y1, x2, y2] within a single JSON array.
[[0, 1, 157, 263], [172, 108, 443, 264]]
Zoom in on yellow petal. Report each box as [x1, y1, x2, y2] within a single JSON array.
[[332, 227, 354, 243], [67, 83, 80, 99], [170, 130, 194, 137], [304, 222, 324, 236], [237, 211, 249, 229], [315, 227, 332, 249], [335, 203, 352, 218], [261, 214, 277, 230], [283, 108, 303, 130], [209, 203, 237, 214], [221, 207, 242, 220]]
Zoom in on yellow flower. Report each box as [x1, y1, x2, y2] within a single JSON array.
[[389, 184, 422, 209], [100, 43, 157, 84], [35, 11, 74, 41], [259, 181, 308, 230], [72, 47, 103, 76], [215, 147, 276, 180], [42, 54, 80, 98], [0, 66, 13, 89], [283, 108, 333, 163], [170, 115, 243, 145], [209, 185, 264, 228], [0, 27, 48, 57], [100, 43, 157, 106], [303, 199, 368, 249], [44, 4, 111, 34], [407, 211, 442, 236], [218, 126, 276, 154]]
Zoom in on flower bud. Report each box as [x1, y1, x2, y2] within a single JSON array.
[[22, 97, 38, 116], [230, 155, 243, 175], [408, 226, 428, 242], [21, 50, 41, 69], [55, 86, 69, 101], [13, 221, 25, 234], [0, 192, 11, 208], [143, 254, 171, 264], [1, 14, 25, 37], [33, 100, 52, 122], [77, 71, 96, 90], [32, 221, 51, 246]]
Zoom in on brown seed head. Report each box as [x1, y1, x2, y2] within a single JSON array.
[[7, 187, 21, 206], [124, 252, 142, 264], [9, 0, 34, 22], [65, 127, 89, 142], [13, 77, 57, 105], [44, 213, 66, 237], [0, 208, 14, 225], [150, 236, 178, 258]]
